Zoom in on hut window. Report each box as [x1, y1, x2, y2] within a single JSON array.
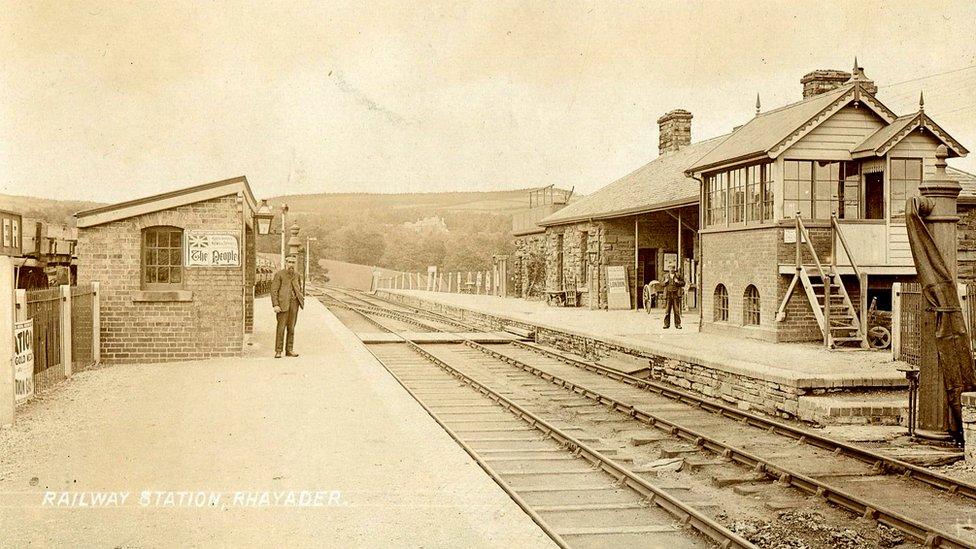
[[714, 284, 729, 322], [142, 226, 184, 289], [744, 285, 761, 326], [890, 158, 922, 218]]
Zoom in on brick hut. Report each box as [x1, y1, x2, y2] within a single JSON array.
[[75, 176, 259, 363]]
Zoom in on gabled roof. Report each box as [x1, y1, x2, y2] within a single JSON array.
[[851, 112, 969, 158], [76, 176, 257, 228], [688, 82, 897, 173], [539, 135, 727, 226]]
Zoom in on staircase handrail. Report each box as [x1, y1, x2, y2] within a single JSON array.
[[794, 214, 828, 281], [831, 214, 864, 282]]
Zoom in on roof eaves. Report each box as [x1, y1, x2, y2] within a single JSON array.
[[685, 151, 769, 176], [539, 197, 698, 227], [77, 176, 249, 218], [76, 176, 254, 227]]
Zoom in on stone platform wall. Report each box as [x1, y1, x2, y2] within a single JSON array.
[[376, 290, 832, 420]]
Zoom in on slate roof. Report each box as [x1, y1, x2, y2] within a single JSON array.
[[539, 135, 727, 226], [950, 166, 976, 201], [76, 175, 257, 228], [687, 85, 854, 172]]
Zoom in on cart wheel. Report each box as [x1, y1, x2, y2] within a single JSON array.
[[868, 326, 891, 349]]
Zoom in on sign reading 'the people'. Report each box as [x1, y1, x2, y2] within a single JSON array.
[[14, 320, 34, 404], [185, 230, 241, 267]]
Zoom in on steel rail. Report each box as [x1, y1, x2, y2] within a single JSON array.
[[318, 291, 754, 549], [508, 340, 976, 501], [344, 287, 483, 332], [402, 340, 755, 549], [337, 289, 976, 496], [362, 288, 976, 502], [317, 290, 404, 334], [320, 288, 446, 332], [359, 345, 573, 549], [465, 340, 973, 549]]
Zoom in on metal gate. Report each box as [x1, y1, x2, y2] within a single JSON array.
[[25, 287, 62, 378], [896, 282, 922, 367], [71, 284, 96, 372]]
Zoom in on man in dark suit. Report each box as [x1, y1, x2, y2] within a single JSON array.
[[271, 254, 305, 358], [662, 267, 685, 330]]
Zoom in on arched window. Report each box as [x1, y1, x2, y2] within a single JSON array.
[[744, 285, 761, 326], [142, 226, 184, 290], [714, 284, 729, 322]]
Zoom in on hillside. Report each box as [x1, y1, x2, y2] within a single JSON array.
[[0, 193, 103, 226], [8, 186, 560, 275], [265, 189, 532, 216], [260, 189, 545, 275]]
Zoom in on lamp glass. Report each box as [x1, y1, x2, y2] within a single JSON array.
[[256, 217, 272, 235]]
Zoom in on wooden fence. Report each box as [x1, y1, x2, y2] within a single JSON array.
[[376, 266, 514, 298], [18, 283, 100, 400], [25, 288, 61, 384]]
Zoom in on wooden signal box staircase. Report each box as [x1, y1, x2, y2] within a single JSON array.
[[778, 215, 869, 349]]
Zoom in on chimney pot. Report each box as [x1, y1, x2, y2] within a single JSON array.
[[657, 109, 693, 154]]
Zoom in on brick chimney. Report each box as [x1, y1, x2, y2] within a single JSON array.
[[657, 109, 692, 154], [801, 70, 852, 98]]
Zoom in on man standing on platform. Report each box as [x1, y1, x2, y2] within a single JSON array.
[[271, 254, 305, 358], [662, 267, 684, 329]]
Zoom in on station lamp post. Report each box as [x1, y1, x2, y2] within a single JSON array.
[[254, 200, 274, 236], [280, 204, 290, 267], [304, 236, 317, 296], [253, 199, 290, 269]]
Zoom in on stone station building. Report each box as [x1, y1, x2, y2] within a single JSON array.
[[75, 177, 260, 363]]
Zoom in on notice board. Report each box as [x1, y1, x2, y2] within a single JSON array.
[[605, 266, 631, 310]]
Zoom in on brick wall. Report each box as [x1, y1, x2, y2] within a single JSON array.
[[701, 224, 854, 342], [77, 195, 246, 364], [701, 227, 781, 341], [244, 225, 256, 333]]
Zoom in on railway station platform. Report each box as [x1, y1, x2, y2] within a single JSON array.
[[0, 296, 556, 547], [376, 290, 911, 426]]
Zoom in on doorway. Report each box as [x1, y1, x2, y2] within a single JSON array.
[[637, 248, 657, 309], [864, 172, 884, 220]]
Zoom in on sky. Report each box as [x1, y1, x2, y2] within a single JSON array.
[[3, 1, 976, 203]]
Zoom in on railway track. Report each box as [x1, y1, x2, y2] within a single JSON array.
[[318, 287, 976, 548], [315, 288, 753, 548]]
